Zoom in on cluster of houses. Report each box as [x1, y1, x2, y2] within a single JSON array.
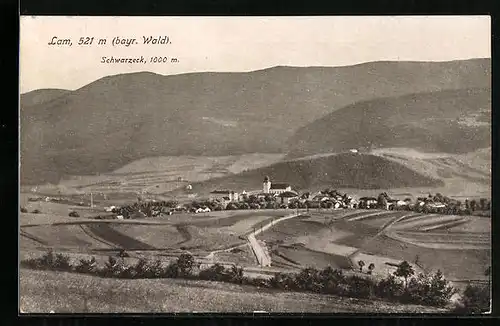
[[79, 175, 489, 219], [208, 176, 357, 211]]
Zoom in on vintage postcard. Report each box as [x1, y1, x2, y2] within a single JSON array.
[[19, 16, 491, 314]]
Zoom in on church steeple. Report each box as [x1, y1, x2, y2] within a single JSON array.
[[263, 176, 271, 193]]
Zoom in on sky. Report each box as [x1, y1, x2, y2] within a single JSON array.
[[19, 16, 491, 93]]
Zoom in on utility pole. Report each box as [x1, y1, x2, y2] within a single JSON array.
[[90, 191, 94, 208]]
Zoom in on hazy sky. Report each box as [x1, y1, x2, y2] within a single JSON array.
[[20, 16, 490, 93]]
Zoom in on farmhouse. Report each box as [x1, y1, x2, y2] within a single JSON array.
[[387, 199, 408, 210], [210, 190, 239, 202], [262, 176, 293, 195], [359, 197, 378, 209], [278, 191, 299, 205]]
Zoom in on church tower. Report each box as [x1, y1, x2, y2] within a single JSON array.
[[263, 176, 271, 193]]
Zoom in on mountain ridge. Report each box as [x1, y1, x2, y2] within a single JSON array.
[[21, 58, 490, 185]]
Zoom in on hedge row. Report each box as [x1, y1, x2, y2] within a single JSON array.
[[21, 251, 489, 313]]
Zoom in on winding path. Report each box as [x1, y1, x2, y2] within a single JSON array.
[[203, 212, 303, 267]]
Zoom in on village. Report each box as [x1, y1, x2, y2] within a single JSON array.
[[26, 175, 490, 221]]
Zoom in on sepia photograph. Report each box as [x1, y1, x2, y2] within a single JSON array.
[[19, 16, 491, 314]]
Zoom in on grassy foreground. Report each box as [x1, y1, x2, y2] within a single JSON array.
[[20, 268, 447, 313]]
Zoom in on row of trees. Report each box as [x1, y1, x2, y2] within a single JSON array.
[[21, 251, 489, 313]]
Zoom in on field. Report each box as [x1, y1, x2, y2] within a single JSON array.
[[370, 147, 491, 198], [19, 268, 447, 313], [20, 196, 297, 264], [27, 153, 285, 198], [256, 209, 490, 282]]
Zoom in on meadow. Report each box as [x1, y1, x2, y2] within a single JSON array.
[[20, 268, 447, 313]]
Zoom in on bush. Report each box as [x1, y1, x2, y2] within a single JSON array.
[[319, 267, 345, 294], [423, 270, 455, 306], [32, 209, 41, 214], [177, 254, 195, 277], [269, 272, 297, 290], [454, 284, 490, 314], [294, 267, 323, 292], [69, 211, 80, 217], [75, 257, 97, 274], [244, 277, 269, 288], [344, 275, 375, 298], [102, 256, 126, 277], [20, 207, 28, 213], [376, 274, 404, 300], [164, 261, 180, 278], [199, 263, 227, 282], [226, 264, 245, 284], [52, 253, 72, 271]]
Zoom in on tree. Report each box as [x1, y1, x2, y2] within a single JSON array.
[[358, 260, 365, 272], [377, 193, 388, 210], [479, 198, 486, 211], [177, 253, 195, 277], [456, 284, 490, 314], [485, 266, 491, 289], [470, 200, 477, 212], [367, 263, 375, 275], [394, 261, 415, 289], [247, 194, 258, 204], [433, 193, 444, 202]]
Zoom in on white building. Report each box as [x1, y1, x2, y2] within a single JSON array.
[[278, 191, 299, 205], [210, 190, 239, 202]]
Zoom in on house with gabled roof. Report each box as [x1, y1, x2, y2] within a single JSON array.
[[277, 191, 299, 205]]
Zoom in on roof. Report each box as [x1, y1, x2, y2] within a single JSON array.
[[270, 183, 290, 189], [210, 190, 232, 194], [278, 191, 299, 198], [359, 197, 377, 201]]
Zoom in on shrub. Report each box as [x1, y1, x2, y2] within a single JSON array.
[[177, 254, 195, 277], [244, 277, 269, 288], [20, 207, 28, 213], [75, 257, 97, 274], [367, 263, 375, 275], [51, 253, 72, 271], [318, 267, 345, 294], [69, 211, 80, 217], [294, 267, 323, 292], [344, 275, 375, 298], [226, 264, 245, 284], [32, 209, 41, 214], [375, 274, 404, 300], [269, 272, 296, 290], [403, 273, 431, 304], [454, 284, 490, 314], [164, 261, 180, 278], [399, 271, 455, 306], [39, 250, 56, 268], [199, 263, 227, 282], [102, 256, 126, 277]]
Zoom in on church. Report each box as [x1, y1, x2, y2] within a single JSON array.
[[262, 176, 294, 195]]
